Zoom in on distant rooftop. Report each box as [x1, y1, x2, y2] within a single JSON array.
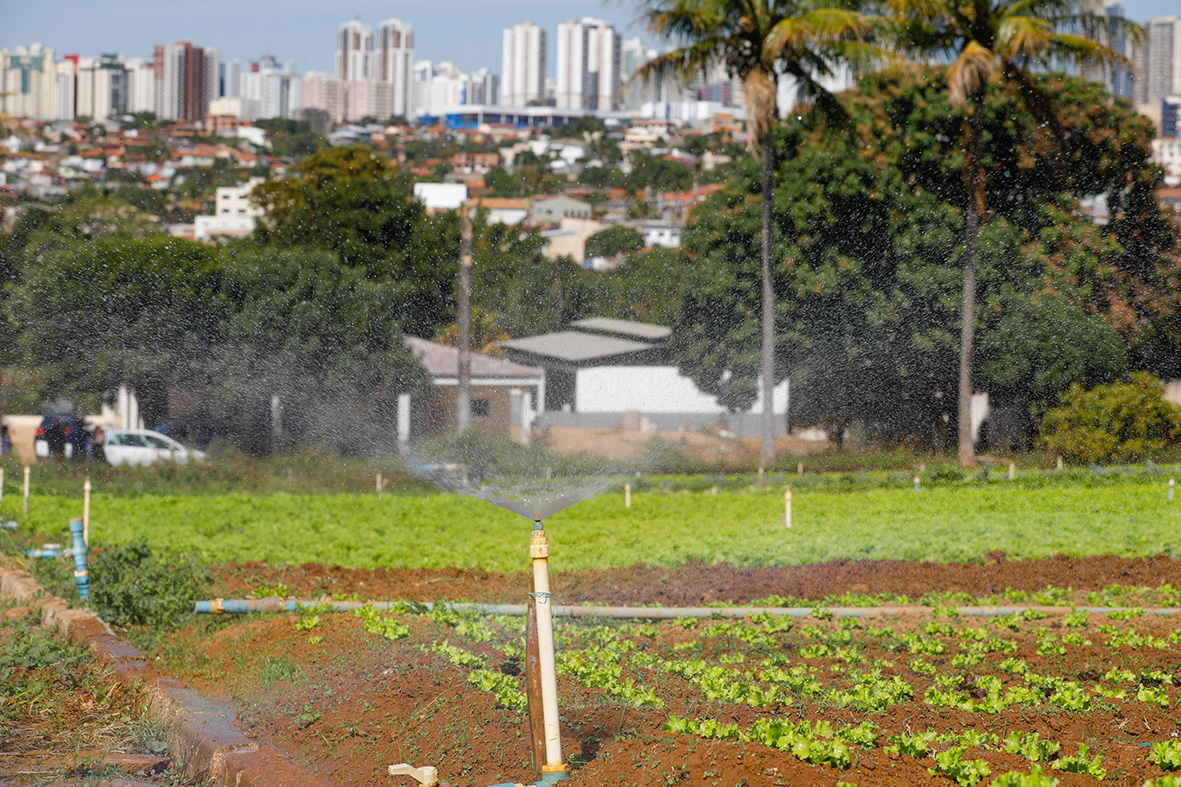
[[404, 336, 542, 380], [570, 317, 671, 342], [501, 331, 657, 364]]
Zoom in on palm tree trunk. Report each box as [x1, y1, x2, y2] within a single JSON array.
[[958, 94, 985, 468], [760, 132, 776, 471]]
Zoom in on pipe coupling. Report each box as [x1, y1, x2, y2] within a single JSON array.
[[529, 532, 549, 559]]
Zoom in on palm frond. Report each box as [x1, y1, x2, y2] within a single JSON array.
[[948, 40, 997, 104], [995, 16, 1053, 61]]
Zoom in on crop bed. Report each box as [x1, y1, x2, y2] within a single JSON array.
[[152, 559, 1181, 787]]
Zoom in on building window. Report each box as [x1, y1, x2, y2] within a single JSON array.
[[471, 399, 490, 418]]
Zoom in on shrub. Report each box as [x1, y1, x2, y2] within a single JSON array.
[[90, 541, 208, 628], [1038, 373, 1181, 464]]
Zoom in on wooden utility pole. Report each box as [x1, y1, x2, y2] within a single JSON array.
[[457, 203, 473, 433]]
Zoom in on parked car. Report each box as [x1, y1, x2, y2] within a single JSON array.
[[34, 413, 92, 460], [103, 428, 207, 467]]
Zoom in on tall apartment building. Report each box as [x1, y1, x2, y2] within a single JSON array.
[[1081, 0, 1135, 100], [153, 41, 218, 121], [501, 22, 546, 107], [336, 20, 372, 82], [1139, 17, 1181, 106], [620, 37, 657, 111], [0, 44, 57, 120], [302, 72, 345, 123], [376, 17, 414, 117], [556, 18, 621, 111], [238, 55, 302, 120]]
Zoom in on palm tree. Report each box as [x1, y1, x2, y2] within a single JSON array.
[[632, 0, 872, 470], [882, 0, 1141, 466]]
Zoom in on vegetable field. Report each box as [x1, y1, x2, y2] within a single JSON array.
[[164, 599, 1181, 786], [10, 475, 1181, 570]]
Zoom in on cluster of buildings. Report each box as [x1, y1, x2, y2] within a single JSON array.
[[0, 14, 747, 130]]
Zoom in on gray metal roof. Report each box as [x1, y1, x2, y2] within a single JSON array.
[[500, 331, 657, 363], [570, 317, 671, 341], [404, 336, 542, 379]]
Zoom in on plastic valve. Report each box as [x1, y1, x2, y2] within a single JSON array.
[[389, 763, 439, 786]]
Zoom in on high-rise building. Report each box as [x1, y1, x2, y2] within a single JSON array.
[[76, 54, 130, 120], [239, 55, 301, 119], [124, 58, 156, 114], [556, 17, 621, 111], [154, 41, 216, 121], [336, 19, 372, 82], [0, 44, 57, 120], [501, 22, 546, 107], [376, 17, 414, 118], [621, 37, 657, 111], [1082, 0, 1135, 100], [1145, 17, 1181, 104], [302, 72, 345, 123]]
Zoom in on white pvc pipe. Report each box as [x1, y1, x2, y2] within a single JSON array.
[[83, 477, 92, 547], [529, 526, 564, 775]]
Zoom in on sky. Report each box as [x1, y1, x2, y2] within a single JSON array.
[[1, 0, 1178, 76]]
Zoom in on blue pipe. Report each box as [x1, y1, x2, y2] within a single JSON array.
[[194, 598, 1179, 618], [26, 548, 66, 558], [69, 518, 89, 601]]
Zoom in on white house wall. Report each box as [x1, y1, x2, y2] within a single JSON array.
[[575, 365, 788, 415]]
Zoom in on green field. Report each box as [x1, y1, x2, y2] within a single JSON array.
[[8, 474, 1181, 572]]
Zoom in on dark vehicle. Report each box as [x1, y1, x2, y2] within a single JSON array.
[[154, 417, 237, 451], [34, 413, 93, 460]]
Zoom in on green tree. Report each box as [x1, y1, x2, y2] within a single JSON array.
[[208, 248, 429, 453], [625, 152, 695, 193], [251, 144, 423, 275], [7, 237, 226, 425], [676, 74, 1154, 447], [633, 0, 873, 467], [883, 0, 1142, 466], [585, 226, 645, 260], [1039, 373, 1181, 464]]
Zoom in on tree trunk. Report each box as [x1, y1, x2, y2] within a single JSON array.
[[958, 94, 986, 468], [760, 132, 776, 471]]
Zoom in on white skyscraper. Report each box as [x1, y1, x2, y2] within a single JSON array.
[[501, 22, 546, 107], [336, 19, 373, 82], [1139, 17, 1181, 105], [556, 17, 621, 111], [376, 17, 414, 118], [620, 37, 657, 111]]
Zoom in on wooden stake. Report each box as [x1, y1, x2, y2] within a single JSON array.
[[1008, 462, 1015, 481], [797, 461, 803, 476], [1057, 456, 1064, 472], [1170, 478, 1175, 503], [914, 475, 921, 493], [525, 601, 545, 782], [758, 467, 764, 487], [83, 477, 91, 547], [376, 472, 385, 493], [784, 488, 792, 528], [624, 483, 631, 509], [0, 467, 4, 504], [22, 466, 29, 516]]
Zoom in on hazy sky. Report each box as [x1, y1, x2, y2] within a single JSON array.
[[2, 0, 1177, 76]]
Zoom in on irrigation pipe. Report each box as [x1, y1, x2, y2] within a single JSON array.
[[194, 599, 1181, 618]]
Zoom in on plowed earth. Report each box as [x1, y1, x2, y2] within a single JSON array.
[[155, 555, 1181, 787]]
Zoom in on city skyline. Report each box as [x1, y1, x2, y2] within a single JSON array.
[[5, 0, 1176, 78]]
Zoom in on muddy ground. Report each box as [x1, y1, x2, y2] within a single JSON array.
[[210, 553, 1181, 608], [149, 555, 1181, 787]]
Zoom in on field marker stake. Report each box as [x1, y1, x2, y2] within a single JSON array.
[[624, 483, 631, 509], [376, 472, 386, 493], [710, 486, 718, 496], [914, 475, 921, 493], [22, 466, 29, 516], [797, 461, 803, 476], [784, 488, 792, 528], [83, 477, 91, 547], [1170, 478, 1175, 503], [1009, 462, 1016, 481], [1057, 456, 1064, 471], [758, 467, 764, 486]]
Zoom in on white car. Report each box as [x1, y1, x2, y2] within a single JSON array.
[[103, 429, 207, 467]]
